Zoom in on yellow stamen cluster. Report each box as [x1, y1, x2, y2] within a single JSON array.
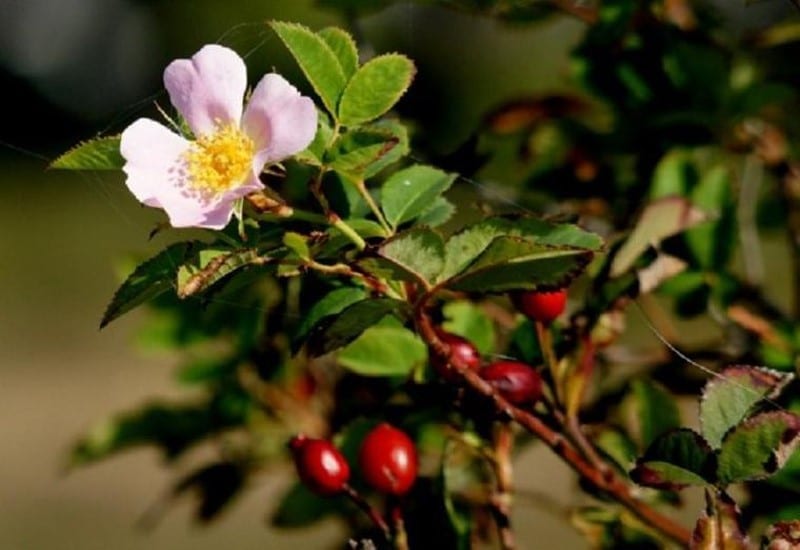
[[185, 125, 255, 194]]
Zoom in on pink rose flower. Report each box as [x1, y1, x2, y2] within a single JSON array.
[[120, 45, 317, 229]]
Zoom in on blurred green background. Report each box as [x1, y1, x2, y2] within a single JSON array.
[[0, 0, 791, 548]]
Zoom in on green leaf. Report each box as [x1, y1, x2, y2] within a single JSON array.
[[338, 53, 415, 126], [622, 379, 681, 451], [358, 227, 446, 287], [101, 242, 198, 328], [649, 149, 695, 199], [595, 428, 638, 471], [307, 297, 412, 355], [610, 197, 708, 277], [442, 300, 495, 354], [630, 429, 714, 489], [337, 318, 427, 376], [270, 21, 347, 116], [700, 365, 793, 448], [439, 216, 603, 282], [444, 238, 593, 293], [283, 232, 310, 261], [176, 247, 264, 299], [689, 491, 749, 550], [417, 197, 456, 228], [327, 124, 406, 178], [50, 136, 123, 170], [381, 165, 457, 229], [318, 27, 359, 79], [717, 411, 800, 485], [685, 165, 736, 270], [293, 286, 367, 348]]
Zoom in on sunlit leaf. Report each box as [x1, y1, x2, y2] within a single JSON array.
[[338, 53, 415, 126], [270, 21, 347, 116], [444, 237, 593, 293], [358, 227, 446, 287], [717, 411, 800, 485], [700, 365, 793, 448], [381, 165, 457, 229], [442, 300, 495, 354], [318, 26, 359, 79], [50, 136, 123, 170], [440, 216, 602, 282], [337, 318, 427, 376]]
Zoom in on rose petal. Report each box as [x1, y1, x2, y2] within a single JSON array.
[[120, 118, 191, 208], [120, 118, 246, 230], [242, 73, 317, 168], [164, 44, 247, 137]]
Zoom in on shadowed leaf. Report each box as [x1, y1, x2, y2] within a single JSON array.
[[631, 429, 714, 489], [101, 241, 198, 328], [611, 197, 708, 277], [307, 298, 412, 355], [177, 248, 264, 299]]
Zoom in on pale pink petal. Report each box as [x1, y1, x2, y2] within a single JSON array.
[[242, 73, 317, 169], [120, 118, 252, 230], [164, 44, 247, 137], [120, 118, 190, 208]]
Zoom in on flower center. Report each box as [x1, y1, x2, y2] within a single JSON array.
[[185, 125, 255, 194]]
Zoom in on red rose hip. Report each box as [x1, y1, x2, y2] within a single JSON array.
[[480, 360, 543, 405], [513, 288, 567, 324], [431, 330, 482, 382], [358, 423, 418, 496], [289, 434, 350, 496]]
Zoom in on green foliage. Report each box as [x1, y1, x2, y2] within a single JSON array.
[[337, 317, 427, 376], [51, 136, 123, 170], [380, 165, 457, 230], [700, 366, 792, 448], [101, 242, 198, 328], [65, 3, 800, 547], [270, 21, 347, 116], [338, 54, 415, 126]]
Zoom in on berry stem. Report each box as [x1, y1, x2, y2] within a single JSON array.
[[535, 320, 563, 404], [490, 422, 516, 550], [344, 484, 391, 541], [416, 306, 691, 546], [390, 501, 409, 550]]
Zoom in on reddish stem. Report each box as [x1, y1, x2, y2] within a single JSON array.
[[344, 484, 391, 541], [416, 308, 691, 546]]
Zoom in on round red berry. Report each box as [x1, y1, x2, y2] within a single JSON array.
[[513, 288, 567, 324], [358, 423, 418, 496], [431, 330, 481, 382], [480, 360, 543, 405], [289, 434, 350, 496]]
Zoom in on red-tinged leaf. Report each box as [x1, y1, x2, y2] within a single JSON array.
[[689, 491, 752, 550]]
